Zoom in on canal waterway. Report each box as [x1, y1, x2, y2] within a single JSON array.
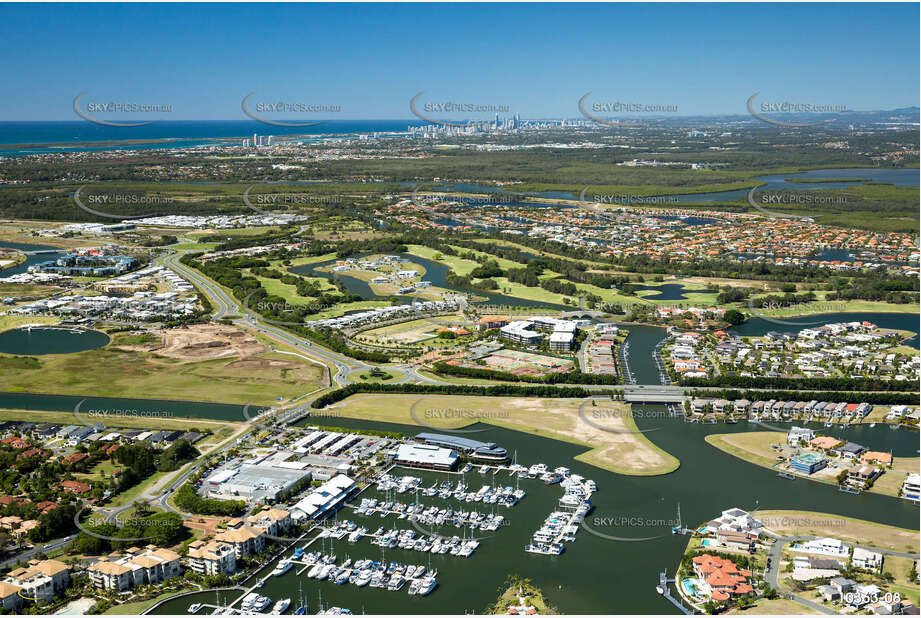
[[0, 240, 68, 277]]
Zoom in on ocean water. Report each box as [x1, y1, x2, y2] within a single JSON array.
[[0, 120, 424, 156]]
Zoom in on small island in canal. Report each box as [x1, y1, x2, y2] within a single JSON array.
[[487, 574, 557, 615]]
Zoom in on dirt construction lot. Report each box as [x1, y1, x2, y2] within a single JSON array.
[[127, 323, 267, 361]]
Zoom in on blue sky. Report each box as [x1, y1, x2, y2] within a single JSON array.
[[1, 2, 918, 120]]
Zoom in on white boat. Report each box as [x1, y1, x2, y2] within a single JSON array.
[[241, 593, 259, 611], [656, 585, 665, 595], [417, 575, 437, 596], [272, 559, 292, 577], [307, 564, 322, 578], [407, 579, 421, 595], [387, 574, 405, 591], [271, 599, 291, 615], [355, 569, 372, 587], [253, 596, 271, 612], [188, 603, 203, 613]]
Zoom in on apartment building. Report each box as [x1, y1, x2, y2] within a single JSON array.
[[3, 560, 70, 604], [88, 546, 181, 591], [213, 521, 266, 558], [186, 540, 237, 576]]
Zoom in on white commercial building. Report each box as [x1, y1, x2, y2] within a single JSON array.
[[290, 474, 356, 521], [394, 443, 459, 471]]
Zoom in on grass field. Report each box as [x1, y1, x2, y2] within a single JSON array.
[[705, 431, 784, 468], [0, 314, 61, 331], [727, 598, 822, 615], [752, 509, 919, 554], [349, 368, 402, 383], [362, 318, 441, 344], [745, 299, 919, 317], [0, 330, 324, 405], [886, 555, 921, 605], [102, 589, 195, 615], [324, 393, 680, 475]]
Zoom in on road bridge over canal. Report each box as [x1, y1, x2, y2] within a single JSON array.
[[623, 385, 687, 403]]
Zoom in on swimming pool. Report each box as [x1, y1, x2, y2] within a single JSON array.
[[681, 578, 699, 597], [701, 539, 714, 547]]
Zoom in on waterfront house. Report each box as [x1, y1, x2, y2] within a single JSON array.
[[691, 554, 754, 602], [790, 452, 827, 475], [809, 436, 843, 451], [793, 537, 850, 558], [860, 451, 893, 467], [787, 426, 815, 445], [847, 464, 880, 489], [715, 530, 755, 552], [704, 508, 763, 539], [835, 442, 867, 460], [902, 473, 920, 502]]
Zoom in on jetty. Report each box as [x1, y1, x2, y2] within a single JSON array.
[[657, 571, 692, 615]]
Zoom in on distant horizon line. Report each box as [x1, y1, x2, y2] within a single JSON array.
[[1, 107, 919, 124]]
